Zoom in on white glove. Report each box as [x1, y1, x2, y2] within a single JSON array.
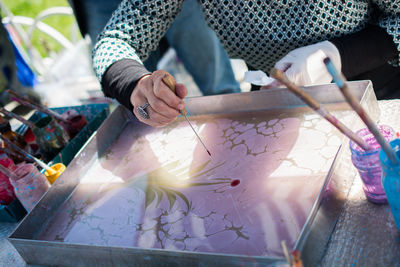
[[274, 41, 341, 86]]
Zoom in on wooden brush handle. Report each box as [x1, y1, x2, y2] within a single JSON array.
[[162, 74, 176, 92], [6, 90, 67, 122], [162, 74, 187, 115]]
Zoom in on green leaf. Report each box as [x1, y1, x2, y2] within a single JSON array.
[[165, 190, 177, 210], [155, 188, 163, 208], [187, 182, 227, 187], [145, 187, 156, 209], [190, 161, 226, 179], [188, 160, 211, 177]]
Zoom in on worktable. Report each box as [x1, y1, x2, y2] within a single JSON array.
[[1, 100, 399, 266]]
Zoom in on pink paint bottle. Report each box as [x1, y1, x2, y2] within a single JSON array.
[[0, 155, 16, 205], [350, 124, 395, 204], [9, 163, 50, 211]]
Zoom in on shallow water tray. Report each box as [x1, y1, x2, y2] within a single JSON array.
[[9, 81, 379, 266]]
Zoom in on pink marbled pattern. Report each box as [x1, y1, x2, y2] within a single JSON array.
[[38, 110, 343, 257]]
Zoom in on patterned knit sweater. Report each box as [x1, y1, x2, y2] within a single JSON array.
[[92, 0, 400, 109]]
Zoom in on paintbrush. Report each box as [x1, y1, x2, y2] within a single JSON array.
[[281, 240, 292, 266], [324, 57, 399, 164], [0, 135, 57, 175], [0, 107, 36, 128], [162, 74, 212, 156], [6, 90, 68, 123], [0, 162, 17, 180], [270, 68, 372, 151], [1, 147, 29, 162]]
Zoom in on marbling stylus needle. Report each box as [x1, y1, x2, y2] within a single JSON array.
[[270, 68, 372, 151], [324, 57, 398, 164], [162, 74, 211, 156]]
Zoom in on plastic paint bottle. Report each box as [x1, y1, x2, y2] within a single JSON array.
[[0, 155, 16, 205], [380, 138, 400, 231]]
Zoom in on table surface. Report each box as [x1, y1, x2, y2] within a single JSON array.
[[1, 100, 400, 267]]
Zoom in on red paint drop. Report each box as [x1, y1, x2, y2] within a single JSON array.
[[397, 132, 400, 138], [230, 179, 240, 187]]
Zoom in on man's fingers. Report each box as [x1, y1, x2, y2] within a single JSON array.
[[146, 93, 180, 118], [153, 72, 185, 109], [133, 105, 175, 127], [175, 83, 187, 99], [130, 70, 187, 127]]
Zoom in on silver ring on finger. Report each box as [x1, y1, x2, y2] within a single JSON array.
[[137, 102, 150, 120]]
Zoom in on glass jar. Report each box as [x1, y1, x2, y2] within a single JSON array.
[[349, 125, 395, 204]]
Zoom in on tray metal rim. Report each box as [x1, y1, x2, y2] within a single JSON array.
[[8, 80, 377, 266]]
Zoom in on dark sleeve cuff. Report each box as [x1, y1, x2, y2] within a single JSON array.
[[101, 59, 151, 111], [330, 24, 398, 78]]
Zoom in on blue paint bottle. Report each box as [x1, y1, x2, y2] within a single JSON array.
[[380, 138, 400, 231]]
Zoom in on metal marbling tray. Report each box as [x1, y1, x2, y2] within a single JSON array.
[[9, 81, 379, 266]]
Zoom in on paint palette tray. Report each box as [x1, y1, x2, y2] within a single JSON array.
[[9, 81, 379, 266], [0, 103, 109, 223], [24, 103, 110, 166]]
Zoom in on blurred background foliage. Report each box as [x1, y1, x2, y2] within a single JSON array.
[[1, 0, 80, 57]]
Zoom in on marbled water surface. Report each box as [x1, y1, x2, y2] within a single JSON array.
[[37, 108, 346, 257]]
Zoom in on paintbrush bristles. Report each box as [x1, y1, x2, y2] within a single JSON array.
[[270, 68, 372, 151]]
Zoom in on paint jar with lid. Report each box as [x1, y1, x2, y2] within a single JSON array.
[[32, 116, 69, 161], [349, 124, 395, 204], [9, 163, 50, 211]]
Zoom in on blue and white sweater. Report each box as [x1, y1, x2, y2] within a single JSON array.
[[92, 0, 400, 109]]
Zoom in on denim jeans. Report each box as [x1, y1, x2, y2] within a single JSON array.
[[75, 0, 240, 95]]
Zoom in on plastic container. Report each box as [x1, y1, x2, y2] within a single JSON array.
[[349, 125, 395, 204], [9, 163, 50, 211], [0, 156, 16, 205], [380, 138, 400, 231]]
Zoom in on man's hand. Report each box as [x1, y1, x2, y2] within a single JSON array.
[[130, 70, 187, 127], [262, 41, 341, 89]]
